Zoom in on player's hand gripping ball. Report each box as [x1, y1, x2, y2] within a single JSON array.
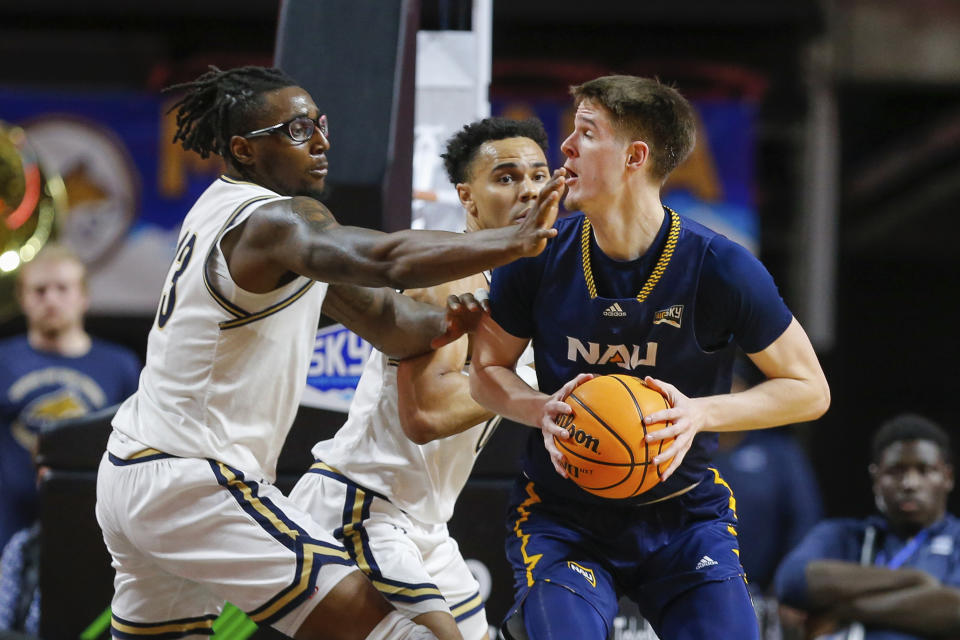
[[554, 374, 674, 499]]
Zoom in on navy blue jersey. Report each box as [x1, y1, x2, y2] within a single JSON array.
[[489, 209, 792, 504], [0, 336, 140, 551]]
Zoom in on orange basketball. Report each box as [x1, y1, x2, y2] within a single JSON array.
[[554, 374, 674, 499]]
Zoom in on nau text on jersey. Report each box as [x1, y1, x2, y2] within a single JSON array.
[[566, 337, 657, 370]]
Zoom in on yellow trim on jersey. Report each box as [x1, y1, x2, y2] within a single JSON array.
[[213, 463, 351, 623], [513, 482, 544, 587], [335, 479, 444, 601], [217, 463, 304, 540], [111, 615, 214, 636], [126, 448, 166, 460], [450, 593, 484, 619], [309, 460, 341, 474], [218, 281, 316, 330], [709, 467, 738, 518], [580, 208, 681, 303], [370, 579, 444, 600], [342, 487, 371, 572]]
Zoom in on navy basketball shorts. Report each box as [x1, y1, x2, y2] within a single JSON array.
[[503, 468, 751, 635]]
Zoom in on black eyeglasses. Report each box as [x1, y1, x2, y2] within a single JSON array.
[[243, 114, 328, 143]]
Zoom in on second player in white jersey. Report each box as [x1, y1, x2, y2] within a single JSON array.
[[309, 307, 534, 524], [290, 117, 554, 640]]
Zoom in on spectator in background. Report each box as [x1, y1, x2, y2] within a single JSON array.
[[775, 413, 960, 639], [0, 244, 140, 636]]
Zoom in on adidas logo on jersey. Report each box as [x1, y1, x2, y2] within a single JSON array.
[[695, 555, 719, 570], [603, 303, 626, 317]]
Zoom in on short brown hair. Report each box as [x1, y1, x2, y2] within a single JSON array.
[[571, 75, 696, 182], [16, 243, 88, 295]]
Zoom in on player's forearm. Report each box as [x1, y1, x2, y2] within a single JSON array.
[[828, 583, 960, 636], [697, 374, 828, 433], [312, 226, 525, 290], [374, 291, 448, 359], [323, 285, 444, 360], [400, 370, 495, 444], [469, 362, 545, 427], [805, 561, 935, 609], [696, 318, 829, 433]]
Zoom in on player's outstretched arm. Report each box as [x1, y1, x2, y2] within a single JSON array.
[[321, 281, 486, 361], [643, 318, 830, 480], [226, 170, 564, 293], [396, 275, 496, 444]]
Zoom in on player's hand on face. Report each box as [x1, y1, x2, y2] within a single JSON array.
[[515, 168, 566, 258], [431, 289, 490, 349], [641, 376, 707, 481], [537, 372, 594, 478]]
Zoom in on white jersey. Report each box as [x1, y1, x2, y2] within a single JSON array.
[[313, 342, 535, 525], [111, 176, 328, 482]]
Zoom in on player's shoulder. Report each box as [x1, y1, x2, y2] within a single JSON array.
[[690, 223, 770, 287]]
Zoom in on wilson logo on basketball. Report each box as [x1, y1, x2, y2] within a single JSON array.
[[556, 414, 601, 455], [566, 337, 657, 370], [565, 423, 600, 453], [653, 305, 684, 328]]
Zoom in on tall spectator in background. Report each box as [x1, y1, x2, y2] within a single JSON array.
[[775, 413, 960, 639], [0, 244, 141, 635]]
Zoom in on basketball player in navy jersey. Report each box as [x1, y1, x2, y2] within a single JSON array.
[[469, 75, 830, 640]]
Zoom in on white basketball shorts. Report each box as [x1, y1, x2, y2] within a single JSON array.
[[95, 447, 358, 638], [288, 461, 489, 640]]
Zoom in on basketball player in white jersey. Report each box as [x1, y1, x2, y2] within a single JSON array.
[[94, 67, 564, 640], [289, 118, 549, 640]]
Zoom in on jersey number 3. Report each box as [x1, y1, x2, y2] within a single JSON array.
[[157, 233, 197, 328]]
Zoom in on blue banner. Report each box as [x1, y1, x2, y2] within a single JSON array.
[[302, 323, 373, 412]]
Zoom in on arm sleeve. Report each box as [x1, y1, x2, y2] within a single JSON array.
[[488, 254, 544, 340], [695, 236, 793, 353], [774, 520, 854, 609]]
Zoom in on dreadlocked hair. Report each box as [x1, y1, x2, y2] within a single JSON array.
[[163, 66, 297, 159]]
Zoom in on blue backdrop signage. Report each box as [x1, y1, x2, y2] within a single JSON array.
[[303, 323, 373, 412]]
